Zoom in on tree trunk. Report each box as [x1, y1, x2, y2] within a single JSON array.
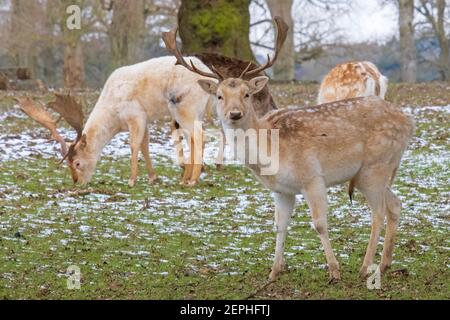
[[177, 0, 254, 60], [266, 0, 295, 81], [9, 0, 35, 69], [435, 0, 449, 80], [108, 0, 146, 70], [398, 0, 417, 83], [58, 0, 86, 89], [63, 42, 85, 89]]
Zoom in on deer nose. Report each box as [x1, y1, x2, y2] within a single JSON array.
[[229, 111, 243, 120]]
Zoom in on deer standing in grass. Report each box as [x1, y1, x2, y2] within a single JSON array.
[[166, 21, 415, 282], [17, 57, 216, 186], [18, 50, 282, 186], [318, 61, 389, 104]]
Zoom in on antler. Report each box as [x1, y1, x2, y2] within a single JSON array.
[[15, 96, 68, 157], [241, 16, 289, 78], [47, 93, 85, 140], [162, 27, 223, 81]]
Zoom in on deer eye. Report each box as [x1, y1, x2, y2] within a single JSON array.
[[75, 161, 81, 168], [217, 95, 223, 100], [245, 93, 250, 98]]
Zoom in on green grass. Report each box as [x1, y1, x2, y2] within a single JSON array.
[[0, 85, 449, 299]]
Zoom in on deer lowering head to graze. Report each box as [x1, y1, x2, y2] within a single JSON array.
[[16, 94, 90, 183], [17, 56, 218, 186], [318, 61, 389, 104], [172, 19, 415, 282]]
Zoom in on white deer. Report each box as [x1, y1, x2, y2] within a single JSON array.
[[167, 25, 415, 282], [318, 61, 389, 104], [18, 57, 216, 186]]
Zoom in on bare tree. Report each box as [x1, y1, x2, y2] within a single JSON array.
[[399, 0, 417, 82], [416, 0, 449, 80], [266, 0, 294, 81], [8, 0, 47, 71], [106, 0, 146, 70]]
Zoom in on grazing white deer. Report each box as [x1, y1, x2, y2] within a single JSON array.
[[318, 61, 389, 104], [167, 22, 415, 282], [18, 57, 216, 186]]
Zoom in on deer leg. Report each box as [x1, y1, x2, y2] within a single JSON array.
[[269, 192, 295, 281], [180, 134, 193, 185], [170, 120, 185, 170], [127, 118, 146, 187], [358, 180, 387, 278], [303, 178, 340, 282], [140, 128, 158, 184], [187, 132, 204, 186], [380, 188, 401, 273], [215, 126, 225, 170]]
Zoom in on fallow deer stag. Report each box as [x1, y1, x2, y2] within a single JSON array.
[[318, 61, 388, 104], [170, 21, 415, 282], [17, 55, 219, 186], [163, 16, 287, 169]]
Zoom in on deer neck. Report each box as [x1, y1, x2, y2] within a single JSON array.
[[224, 105, 266, 132], [82, 111, 120, 161], [222, 105, 274, 174]]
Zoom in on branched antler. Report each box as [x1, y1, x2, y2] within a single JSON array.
[[47, 93, 85, 140], [162, 28, 223, 81], [16, 93, 85, 163], [163, 16, 288, 81], [15, 96, 68, 156], [241, 16, 289, 77]]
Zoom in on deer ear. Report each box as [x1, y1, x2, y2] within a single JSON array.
[[197, 79, 218, 95], [248, 76, 269, 94]]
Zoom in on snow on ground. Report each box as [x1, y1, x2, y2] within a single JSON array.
[[0, 104, 449, 272]]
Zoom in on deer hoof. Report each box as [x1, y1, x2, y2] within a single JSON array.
[[128, 178, 136, 187], [186, 180, 198, 187], [268, 269, 280, 281], [359, 266, 369, 279], [268, 262, 285, 281], [148, 174, 158, 184], [379, 262, 391, 274], [215, 163, 223, 170], [328, 269, 341, 284]]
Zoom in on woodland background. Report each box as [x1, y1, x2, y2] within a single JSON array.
[[0, 0, 449, 89]]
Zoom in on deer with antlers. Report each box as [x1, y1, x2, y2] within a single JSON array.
[[167, 18, 415, 283], [162, 17, 287, 169], [16, 55, 215, 187], [16, 17, 286, 186], [318, 61, 389, 104]]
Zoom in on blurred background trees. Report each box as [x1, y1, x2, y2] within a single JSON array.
[[0, 0, 448, 89], [178, 0, 254, 60], [265, 0, 294, 81], [398, 0, 417, 82]]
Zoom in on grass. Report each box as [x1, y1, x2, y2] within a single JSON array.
[[0, 84, 449, 299]]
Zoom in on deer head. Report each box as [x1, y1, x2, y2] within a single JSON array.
[[16, 93, 90, 184], [162, 16, 288, 127]]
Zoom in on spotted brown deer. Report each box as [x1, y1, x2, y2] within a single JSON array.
[[318, 61, 388, 104], [167, 20, 415, 282], [163, 17, 287, 170]]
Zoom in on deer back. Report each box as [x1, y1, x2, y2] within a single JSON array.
[[318, 61, 388, 104]]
